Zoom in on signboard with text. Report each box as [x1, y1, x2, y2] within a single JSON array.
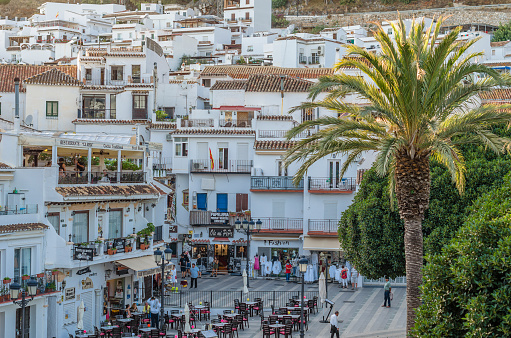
[[209, 227, 234, 238], [210, 212, 230, 225], [73, 247, 94, 261]]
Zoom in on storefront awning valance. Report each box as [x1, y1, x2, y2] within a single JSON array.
[[116, 255, 171, 277], [303, 237, 342, 252], [213, 237, 230, 242]]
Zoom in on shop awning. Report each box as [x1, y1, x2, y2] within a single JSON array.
[[115, 255, 171, 277], [303, 237, 343, 252], [213, 237, 230, 242]]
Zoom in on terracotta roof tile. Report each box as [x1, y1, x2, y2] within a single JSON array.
[[72, 119, 150, 125], [257, 115, 294, 121], [479, 89, 511, 101], [246, 74, 312, 92], [255, 140, 298, 150], [0, 162, 13, 169], [0, 65, 77, 92], [24, 68, 81, 86], [201, 65, 333, 79], [210, 80, 247, 91], [55, 185, 159, 198], [490, 40, 510, 47], [338, 56, 372, 69], [0, 223, 48, 234], [149, 123, 177, 130], [483, 62, 511, 68], [171, 129, 255, 135]]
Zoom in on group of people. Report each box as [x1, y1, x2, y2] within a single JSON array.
[[179, 253, 201, 288], [339, 265, 359, 290], [119, 297, 161, 329]]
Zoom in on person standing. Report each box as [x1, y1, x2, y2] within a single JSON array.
[[213, 257, 219, 277], [382, 277, 391, 308], [190, 263, 201, 288], [330, 311, 340, 338], [351, 266, 359, 290], [340, 266, 348, 289], [147, 296, 161, 328], [180, 254, 187, 278], [285, 260, 292, 282]]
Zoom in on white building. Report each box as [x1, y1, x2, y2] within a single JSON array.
[[223, 0, 271, 34]]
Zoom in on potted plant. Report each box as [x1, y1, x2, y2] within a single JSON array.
[[36, 272, 44, 278], [125, 244, 132, 252], [107, 247, 117, 255], [52, 269, 59, 276], [3, 277, 11, 284], [46, 282, 56, 291], [21, 274, 30, 281]]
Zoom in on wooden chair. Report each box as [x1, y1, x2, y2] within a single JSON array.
[[262, 324, 276, 338], [239, 304, 249, 328], [234, 299, 240, 313], [280, 323, 293, 338], [221, 323, 233, 338]]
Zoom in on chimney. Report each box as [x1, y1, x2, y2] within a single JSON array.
[[14, 77, 20, 132]]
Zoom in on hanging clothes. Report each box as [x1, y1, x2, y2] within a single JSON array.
[[329, 265, 337, 282], [272, 260, 282, 275], [304, 264, 314, 283], [264, 263, 271, 276], [261, 254, 268, 277], [254, 256, 260, 270]]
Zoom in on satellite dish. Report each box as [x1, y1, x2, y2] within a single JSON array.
[[180, 81, 188, 90], [24, 115, 33, 126]]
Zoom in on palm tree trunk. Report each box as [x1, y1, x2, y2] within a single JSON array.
[[395, 150, 430, 333]]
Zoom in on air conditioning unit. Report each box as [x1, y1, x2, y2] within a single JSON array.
[[317, 46, 324, 55], [193, 162, 201, 170], [166, 134, 172, 141]]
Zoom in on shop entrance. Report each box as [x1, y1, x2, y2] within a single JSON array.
[[215, 244, 229, 270]]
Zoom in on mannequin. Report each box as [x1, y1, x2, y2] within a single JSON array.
[[254, 254, 260, 277]]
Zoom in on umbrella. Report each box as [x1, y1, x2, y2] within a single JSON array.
[[77, 300, 85, 330], [319, 272, 326, 304], [242, 269, 249, 295], [184, 303, 191, 333]]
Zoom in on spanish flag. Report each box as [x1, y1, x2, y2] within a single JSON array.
[[56, 12, 59, 18], [209, 148, 214, 169]]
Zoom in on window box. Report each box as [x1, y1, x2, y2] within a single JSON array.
[[3, 278, 11, 284]]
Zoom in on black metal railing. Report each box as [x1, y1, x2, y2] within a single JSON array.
[[251, 176, 303, 191], [308, 177, 356, 191], [80, 108, 117, 119], [190, 210, 251, 226], [257, 129, 316, 139], [0, 204, 38, 215], [219, 119, 252, 128], [257, 217, 303, 231], [58, 171, 146, 184], [163, 290, 319, 309], [181, 119, 214, 128], [308, 219, 338, 233], [190, 160, 253, 173], [84, 76, 152, 86]]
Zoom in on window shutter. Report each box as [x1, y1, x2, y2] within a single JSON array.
[[236, 193, 242, 212], [242, 194, 248, 211]]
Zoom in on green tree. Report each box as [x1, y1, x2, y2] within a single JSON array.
[[492, 21, 511, 42], [413, 173, 511, 336], [272, 0, 287, 9], [284, 17, 511, 332]]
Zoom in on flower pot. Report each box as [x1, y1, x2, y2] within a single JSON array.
[[22, 275, 30, 281], [36, 273, 44, 278], [108, 249, 116, 255], [125, 246, 132, 252], [3, 279, 11, 284], [52, 270, 59, 276], [140, 244, 147, 250]]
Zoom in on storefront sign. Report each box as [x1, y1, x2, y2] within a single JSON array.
[[74, 247, 94, 261], [76, 267, 91, 275], [65, 287, 75, 301], [58, 138, 145, 151], [265, 240, 291, 246], [169, 225, 177, 233], [113, 238, 125, 251], [209, 227, 234, 238], [210, 212, 230, 224], [82, 277, 93, 290]]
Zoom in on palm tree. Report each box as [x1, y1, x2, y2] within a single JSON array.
[[284, 17, 511, 332]]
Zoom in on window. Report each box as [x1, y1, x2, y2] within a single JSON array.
[[73, 211, 89, 243], [231, 13, 235, 21], [16, 306, 30, 338], [166, 22, 171, 28], [85, 68, 92, 81], [247, 45, 253, 52], [151, 33, 154, 39], [246, 0, 250, 4], [175, 137, 188, 156], [333, 33, 337, 40], [202, 79, 211, 87], [111, 65, 123, 81], [197, 193, 207, 210], [110, 94, 117, 119], [218, 143, 228, 169], [132, 94, 148, 119], [277, 160, 288, 176], [162, 107, 175, 119], [245, 12, 250, 20], [117, 33, 121, 40], [48, 212, 60, 235], [301, 108, 314, 122], [14, 248, 31, 281], [217, 193, 228, 212], [236, 193, 248, 212], [329, 160, 341, 188], [82, 95, 106, 119], [492, 49, 496, 55], [387, 28, 392, 34], [129, 32, 132, 38], [132, 65, 141, 83], [108, 209, 123, 239], [46, 101, 58, 118]]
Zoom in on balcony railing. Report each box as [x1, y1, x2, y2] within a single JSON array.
[[0, 204, 38, 215], [257, 129, 316, 139], [308, 177, 356, 192], [181, 119, 214, 128], [308, 219, 338, 233], [190, 210, 251, 226], [251, 176, 303, 191], [84, 76, 153, 86], [58, 171, 146, 184], [257, 217, 303, 231], [80, 108, 116, 119], [219, 119, 252, 128], [190, 160, 253, 174], [0, 272, 58, 304]]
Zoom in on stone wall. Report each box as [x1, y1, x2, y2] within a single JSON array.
[[284, 4, 511, 29]]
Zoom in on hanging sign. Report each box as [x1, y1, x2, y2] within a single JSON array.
[[209, 227, 234, 238], [65, 287, 75, 301], [74, 247, 94, 261]]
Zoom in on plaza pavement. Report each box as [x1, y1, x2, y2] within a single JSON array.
[[164, 274, 406, 337]]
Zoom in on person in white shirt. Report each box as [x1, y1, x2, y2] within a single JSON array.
[[147, 297, 161, 329], [330, 311, 340, 338], [351, 266, 359, 290]]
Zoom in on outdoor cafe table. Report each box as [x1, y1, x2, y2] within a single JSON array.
[[138, 327, 156, 338], [285, 306, 309, 312], [201, 330, 219, 338], [269, 323, 286, 338], [223, 313, 239, 319], [194, 305, 206, 320], [74, 333, 89, 338], [242, 301, 258, 316]]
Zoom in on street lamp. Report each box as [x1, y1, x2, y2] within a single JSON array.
[[154, 244, 173, 330], [10, 277, 38, 338], [235, 218, 261, 288], [299, 257, 308, 338]]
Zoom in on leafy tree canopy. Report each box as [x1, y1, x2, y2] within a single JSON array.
[[413, 173, 511, 336], [492, 21, 511, 42]]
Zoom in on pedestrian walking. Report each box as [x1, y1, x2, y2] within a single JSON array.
[[190, 263, 201, 288], [351, 266, 359, 290], [340, 266, 348, 289], [212, 257, 219, 277], [285, 260, 292, 281], [330, 311, 340, 338], [147, 296, 161, 328], [382, 277, 391, 308]]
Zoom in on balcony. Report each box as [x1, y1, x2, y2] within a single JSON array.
[[84, 76, 153, 87], [257, 129, 316, 139], [181, 119, 214, 128], [308, 177, 356, 193], [190, 160, 253, 174], [190, 210, 251, 226], [251, 176, 303, 192], [257, 217, 303, 233], [72, 236, 146, 261], [0, 272, 59, 305], [308, 219, 338, 235], [58, 171, 146, 185], [80, 108, 116, 119], [0, 204, 38, 215], [219, 119, 252, 128]]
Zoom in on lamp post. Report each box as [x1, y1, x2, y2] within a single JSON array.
[[154, 244, 173, 331], [10, 277, 38, 338], [298, 257, 308, 338], [235, 218, 262, 288]]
